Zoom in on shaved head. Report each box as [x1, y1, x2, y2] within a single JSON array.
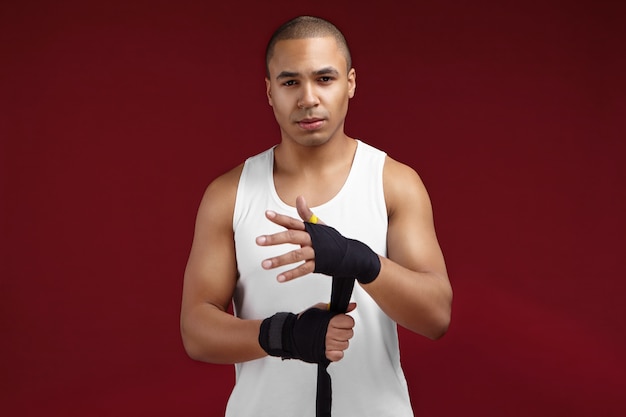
[[265, 16, 352, 77]]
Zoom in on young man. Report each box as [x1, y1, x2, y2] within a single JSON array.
[[180, 15, 452, 417]]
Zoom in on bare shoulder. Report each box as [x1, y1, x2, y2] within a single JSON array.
[[382, 155, 446, 278], [197, 164, 245, 225], [382, 155, 431, 217]]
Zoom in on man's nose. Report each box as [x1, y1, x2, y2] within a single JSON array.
[[297, 83, 320, 109]]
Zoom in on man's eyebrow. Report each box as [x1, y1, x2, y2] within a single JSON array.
[[276, 71, 299, 80], [275, 67, 340, 81], [313, 67, 340, 76]]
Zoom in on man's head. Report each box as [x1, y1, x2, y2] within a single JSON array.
[[264, 16, 356, 147], [265, 16, 352, 78]]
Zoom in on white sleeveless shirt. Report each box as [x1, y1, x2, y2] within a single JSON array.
[[226, 140, 414, 417]]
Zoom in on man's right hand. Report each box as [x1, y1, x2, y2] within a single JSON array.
[[259, 302, 357, 363], [311, 302, 356, 362]]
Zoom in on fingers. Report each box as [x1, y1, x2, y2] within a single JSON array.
[[264, 209, 307, 231], [256, 228, 311, 247], [330, 312, 356, 330], [326, 348, 347, 362], [297, 303, 357, 362], [262, 197, 325, 230], [296, 195, 326, 225], [326, 332, 353, 361], [311, 302, 329, 311], [345, 302, 357, 313], [269, 260, 315, 283], [326, 306, 356, 362], [296, 195, 314, 223], [306, 301, 356, 314], [257, 197, 327, 282]]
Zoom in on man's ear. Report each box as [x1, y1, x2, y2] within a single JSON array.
[[347, 68, 356, 99], [265, 78, 273, 106]]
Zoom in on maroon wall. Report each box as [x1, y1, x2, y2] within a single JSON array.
[[2, 1, 624, 416]]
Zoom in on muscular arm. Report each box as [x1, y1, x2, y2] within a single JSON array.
[[180, 166, 355, 364], [180, 165, 267, 364], [362, 156, 452, 339], [257, 157, 452, 340]]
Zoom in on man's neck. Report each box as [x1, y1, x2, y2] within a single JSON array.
[[271, 136, 358, 208], [274, 135, 356, 176]]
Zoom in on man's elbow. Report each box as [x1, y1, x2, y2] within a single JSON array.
[[180, 319, 209, 363], [428, 313, 450, 340], [428, 292, 453, 340], [407, 304, 451, 340], [182, 339, 203, 362]]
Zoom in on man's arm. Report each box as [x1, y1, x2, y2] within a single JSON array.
[[180, 166, 356, 364], [180, 165, 267, 364], [364, 156, 451, 339], [256, 157, 452, 340]]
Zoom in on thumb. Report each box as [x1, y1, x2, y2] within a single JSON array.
[[296, 195, 325, 225]]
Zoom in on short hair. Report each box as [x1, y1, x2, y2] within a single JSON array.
[[265, 16, 352, 77]]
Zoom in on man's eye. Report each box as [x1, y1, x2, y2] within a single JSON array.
[[283, 80, 297, 86], [319, 77, 332, 82]]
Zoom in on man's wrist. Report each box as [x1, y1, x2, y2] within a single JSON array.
[[304, 222, 381, 283], [259, 312, 297, 358], [258, 308, 336, 364]]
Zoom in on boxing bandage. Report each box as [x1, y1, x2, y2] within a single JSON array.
[[260, 222, 374, 416], [259, 308, 338, 364], [304, 223, 381, 284]]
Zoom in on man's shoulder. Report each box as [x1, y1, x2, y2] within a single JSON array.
[[242, 146, 275, 167], [204, 163, 244, 201], [383, 155, 422, 192], [209, 146, 274, 190], [355, 139, 384, 154]]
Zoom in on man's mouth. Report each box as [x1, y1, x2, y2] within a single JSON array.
[[297, 118, 324, 130]]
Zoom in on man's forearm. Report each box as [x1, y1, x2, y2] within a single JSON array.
[[361, 256, 452, 340], [181, 304, 266, 364]]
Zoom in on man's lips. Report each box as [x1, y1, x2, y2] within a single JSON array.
[[297, 118, 324, 130]]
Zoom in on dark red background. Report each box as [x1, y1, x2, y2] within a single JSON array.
[[2, 1, 625, 416]]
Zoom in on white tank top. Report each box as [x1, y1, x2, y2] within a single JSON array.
[[226, 140, 414, 417]]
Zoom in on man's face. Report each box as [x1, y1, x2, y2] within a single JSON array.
[[265, 36, 356, 147]]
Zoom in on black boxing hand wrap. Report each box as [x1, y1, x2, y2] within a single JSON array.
[[259, 308, 337, 364], [304, 222, 381, 284]]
